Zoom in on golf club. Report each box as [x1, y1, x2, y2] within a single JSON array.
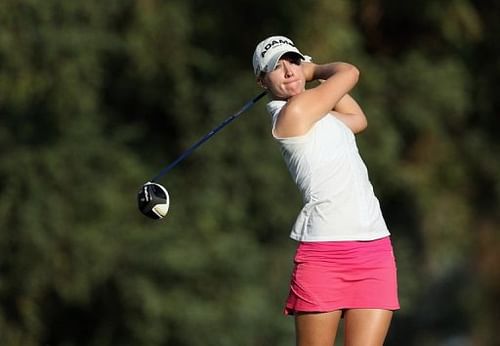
[[137, 91, 267, 219]]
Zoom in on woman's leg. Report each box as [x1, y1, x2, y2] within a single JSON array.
[[295, 310, 343, 346], [343, 309, 393, 346]]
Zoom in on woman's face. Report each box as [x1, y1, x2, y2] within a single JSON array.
[[260, 53, 306, 100]]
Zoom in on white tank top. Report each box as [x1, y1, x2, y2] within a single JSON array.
[[267, 100, 390, 242]]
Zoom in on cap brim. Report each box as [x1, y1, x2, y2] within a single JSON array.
[[259, 50, 305, 75]]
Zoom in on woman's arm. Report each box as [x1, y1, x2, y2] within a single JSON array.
[[333, 93, 367, 134], [274, 62, 360, 137], [303, 62, 367, 134]]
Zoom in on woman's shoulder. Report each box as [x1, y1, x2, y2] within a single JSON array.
[[266, 99, 287, 117]]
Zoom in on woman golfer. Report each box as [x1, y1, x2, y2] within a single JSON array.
[[253, 36, 399, 345]]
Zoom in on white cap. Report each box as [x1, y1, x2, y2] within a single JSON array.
[[252, 35, 305, 76]]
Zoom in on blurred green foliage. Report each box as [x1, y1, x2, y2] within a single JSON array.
[[1, 0, 499, 345]]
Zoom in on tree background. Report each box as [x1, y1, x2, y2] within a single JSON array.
[[1, 0, 499, 345]]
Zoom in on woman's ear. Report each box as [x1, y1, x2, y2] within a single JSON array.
[[256, 76, 267, 89]]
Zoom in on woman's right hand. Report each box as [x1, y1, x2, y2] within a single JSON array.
[[301, 61, 316, 82]]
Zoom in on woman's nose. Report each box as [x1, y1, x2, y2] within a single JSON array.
[[284, 62, 294, 78]]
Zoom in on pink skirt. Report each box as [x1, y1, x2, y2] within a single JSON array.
[[284, 236, 400, 315]]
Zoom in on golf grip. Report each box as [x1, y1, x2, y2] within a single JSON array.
[[150, 91, 267, 182]]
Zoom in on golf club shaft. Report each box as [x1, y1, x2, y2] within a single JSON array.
[[150, 91, 267, 182]]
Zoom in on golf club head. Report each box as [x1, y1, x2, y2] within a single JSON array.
[[137, 182, 170, 220]]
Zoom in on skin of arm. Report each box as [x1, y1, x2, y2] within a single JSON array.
[[275, 62, 366, 137], [332, 93, 367, 134]]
